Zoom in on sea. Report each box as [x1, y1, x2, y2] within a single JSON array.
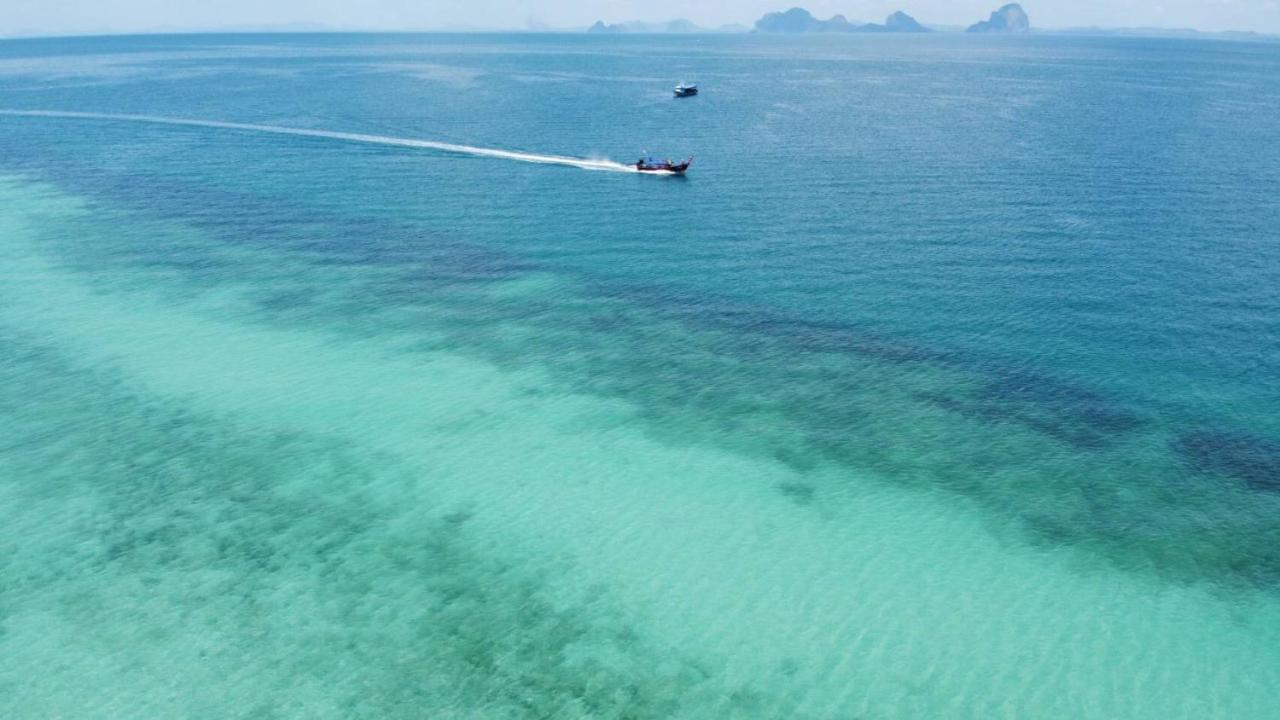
[[1, 32, 1278, 719]]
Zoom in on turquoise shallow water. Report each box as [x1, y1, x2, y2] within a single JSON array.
[[1, 33, 1279, 718]]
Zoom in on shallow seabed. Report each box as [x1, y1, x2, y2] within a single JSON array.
[[1, 33, 1279, 718]]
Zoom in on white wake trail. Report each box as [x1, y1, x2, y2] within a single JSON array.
[[0, 110, 638, 173]]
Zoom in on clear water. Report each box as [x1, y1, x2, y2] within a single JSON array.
[[1, 33, 1279, 718]]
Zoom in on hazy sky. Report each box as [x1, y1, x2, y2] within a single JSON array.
[[3, 1, 1279, 37]]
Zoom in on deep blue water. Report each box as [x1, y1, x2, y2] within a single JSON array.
[[1, 32, 1279, 718]]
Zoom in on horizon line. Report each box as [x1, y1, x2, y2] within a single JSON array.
[[3, 24, 1279, 42]]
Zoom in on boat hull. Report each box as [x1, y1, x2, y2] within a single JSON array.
[[636, 158, 692, 174]]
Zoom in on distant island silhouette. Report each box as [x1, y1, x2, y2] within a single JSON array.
[[750, 6, 1031, 34], [967, 4, 1031, 33], [571, 5, 1280, 40], [753, 8, 930, 33]]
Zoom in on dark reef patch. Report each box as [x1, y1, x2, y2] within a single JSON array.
[[668, 298, 957, 366], [1174, 430, 1280, 493], [777, 482, 817, 505], [594, 281, 1147, 454], [921, 373, 1145, 451]]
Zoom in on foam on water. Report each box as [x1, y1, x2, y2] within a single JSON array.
[[0, 110, 641, 173], [3, 176, 1280, 718]]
